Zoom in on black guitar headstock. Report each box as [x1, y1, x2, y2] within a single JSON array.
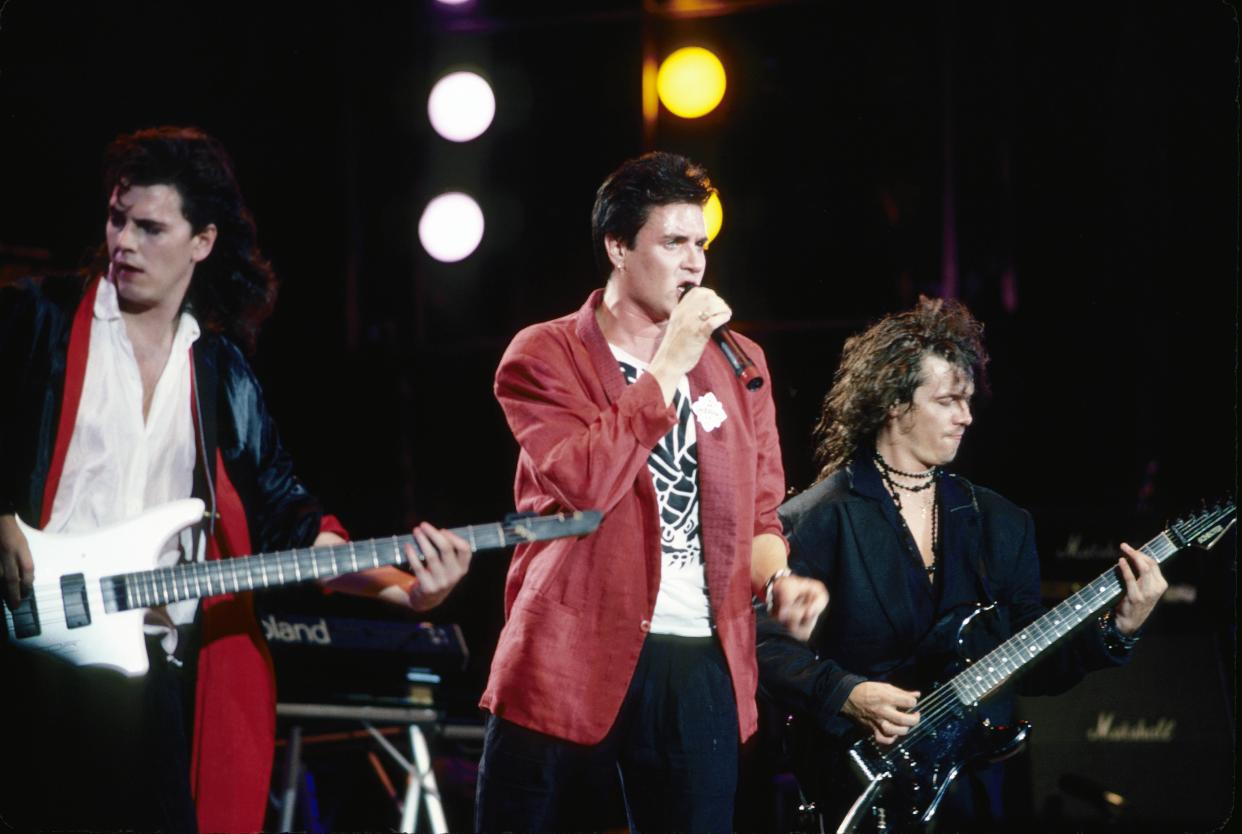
[[1168, 498, 1236, 551]]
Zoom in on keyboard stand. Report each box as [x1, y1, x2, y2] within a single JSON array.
[[275, 702, 448, 834]]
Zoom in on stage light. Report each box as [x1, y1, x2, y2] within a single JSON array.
[[705, 188, 725, 241], [427, 71, 495, 142], [434, 0, 472, 6], [656, 47, 726, 118], [419, 192, 485, 262], [704, 192, 723, 244]]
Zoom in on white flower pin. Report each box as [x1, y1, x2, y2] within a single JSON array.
[[690, 391, 727, 433]]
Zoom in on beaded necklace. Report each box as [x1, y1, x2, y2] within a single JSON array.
[[873, 452, 940, 577]]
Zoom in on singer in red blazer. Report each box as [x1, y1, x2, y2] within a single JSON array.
[[481, 288, 787, 744]]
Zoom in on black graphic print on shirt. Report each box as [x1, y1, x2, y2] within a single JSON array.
[[618, 360, 703, 569]]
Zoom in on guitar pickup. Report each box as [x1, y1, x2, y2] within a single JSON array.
[[60, 574, 91, 629], [8, 593, 41, 639]]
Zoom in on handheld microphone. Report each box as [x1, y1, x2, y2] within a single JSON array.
[[680, 285, 764, 391]]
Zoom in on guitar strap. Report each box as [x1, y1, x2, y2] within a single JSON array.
[[189, 339, 219, 540], [947, 473, 996, 606]]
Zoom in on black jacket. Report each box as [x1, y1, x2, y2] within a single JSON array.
[[757, 455, 1126, 742]]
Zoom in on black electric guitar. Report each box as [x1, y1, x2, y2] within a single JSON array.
[[796, 500, 1235, 834], [2, 498, 601, 676]]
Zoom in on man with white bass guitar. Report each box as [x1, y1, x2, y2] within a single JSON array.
[[756, 297, 1168, 832], [0, 127, 473, 833]]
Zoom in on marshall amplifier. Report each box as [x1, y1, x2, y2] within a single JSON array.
[[1014, 608, 1233, 832]]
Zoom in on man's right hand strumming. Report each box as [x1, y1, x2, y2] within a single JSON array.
[[844, 680, 921, 745], [0, 514, 34, 610]]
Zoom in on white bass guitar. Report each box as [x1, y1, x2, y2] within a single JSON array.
[[2, 498, 601, 676]]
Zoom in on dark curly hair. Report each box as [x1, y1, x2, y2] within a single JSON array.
[[812, 296, 989, 482], [93, 126, 276, 352], [590, 151, 714, 278]]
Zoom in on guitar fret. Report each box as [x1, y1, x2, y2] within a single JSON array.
[[349, 541, 359, 573], [245, 557, 260, 592], [310, 549, 321, 579]]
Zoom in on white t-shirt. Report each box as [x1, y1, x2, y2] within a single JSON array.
[[610, 344, 712, 637]]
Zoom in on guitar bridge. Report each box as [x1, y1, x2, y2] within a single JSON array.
[[7, 593, 41, 638]]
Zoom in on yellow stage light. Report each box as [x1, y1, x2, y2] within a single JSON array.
[[656, 47, 726, 119], [704, 192, 723, 244]]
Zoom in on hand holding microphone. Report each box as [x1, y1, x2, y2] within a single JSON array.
[[647, 284, 764, 403], [678, 284, 764, 391]]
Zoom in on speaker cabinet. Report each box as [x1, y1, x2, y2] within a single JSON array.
[[1015, 609, 1234, 832]]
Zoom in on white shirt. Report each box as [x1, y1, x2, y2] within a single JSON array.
[[46, 276, 203, 632], [609, 344, 713, 637]]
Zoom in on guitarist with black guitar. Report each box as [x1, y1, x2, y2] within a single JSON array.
[[757, 298, 1174, 833], [0, 128, 476, 833]]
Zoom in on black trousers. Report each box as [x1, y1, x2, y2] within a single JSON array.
[[475, 633, 740, 834], [1, 630, 199, 833]]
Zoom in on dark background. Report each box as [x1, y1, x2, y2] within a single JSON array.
[[1, 0, 1236, 829]]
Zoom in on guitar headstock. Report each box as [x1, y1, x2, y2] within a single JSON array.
[[1169, 499, 1236, 551], [503, 510, 603, 544]]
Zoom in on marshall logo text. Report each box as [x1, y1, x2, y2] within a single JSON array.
[[1086, 711, 1176, 742]]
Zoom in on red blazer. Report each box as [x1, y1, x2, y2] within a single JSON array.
[[480, 289, 787, 744]]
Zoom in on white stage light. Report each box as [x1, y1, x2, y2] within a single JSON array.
[[419, 192, 485, 262], [428, 72, 496, 142]]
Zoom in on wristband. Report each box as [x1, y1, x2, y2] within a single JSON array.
[[1098, 611, 1141, 653], [763, 567, 793, 613]]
